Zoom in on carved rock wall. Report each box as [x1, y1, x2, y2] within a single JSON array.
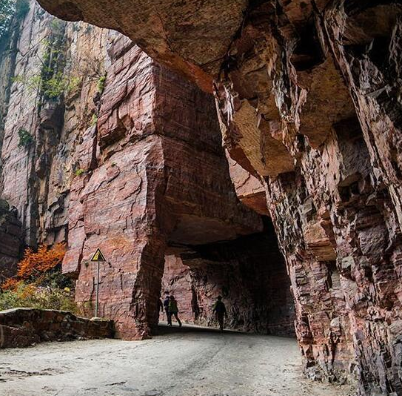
[[0, 3, 286, 345], [34, 0, 402, 394], [162, 226, 295, 336], [67, 36, 263, 339]]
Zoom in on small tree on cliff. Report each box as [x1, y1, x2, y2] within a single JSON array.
[[2, 243, 66, 290], [0, 243, 77, 313]]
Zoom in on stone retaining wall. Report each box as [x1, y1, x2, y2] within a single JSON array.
[[0, 308, 114, 348]]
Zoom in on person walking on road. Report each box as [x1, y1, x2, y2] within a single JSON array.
[[163, 291, 171, 324], [157, 295, 164, 324], [213, 296, 227, 331], [168, 295, 182, 327]]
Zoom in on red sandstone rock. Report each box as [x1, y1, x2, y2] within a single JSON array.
[[4, 1, 402, 395], [161, 230, 295, 336], [66, 39, 262, 339]]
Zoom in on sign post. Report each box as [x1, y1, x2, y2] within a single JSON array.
[[90, 248, 106, 317]]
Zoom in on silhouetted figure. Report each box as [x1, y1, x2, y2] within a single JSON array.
[[213, 296, 227, 331], [163, 291, 171, 323], [157, 296, 163, 323], [10, 206, 18, 217], [168, 295, 182, 327]]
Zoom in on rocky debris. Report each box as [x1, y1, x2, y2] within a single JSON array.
[[0, 308, 114, 348], [0, 199, 22, 281]]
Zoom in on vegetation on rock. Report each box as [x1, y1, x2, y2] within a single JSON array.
[[97, 75, 106, 93], [0, 0, 29, 41], [17, 128, 34, 148], [74, 168, 86, 177], [0, 243, 77, 313], [90, 113, 98, 126]]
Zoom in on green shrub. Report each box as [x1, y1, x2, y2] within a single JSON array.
[[91, 113, 98, 126], [13, 73, 81, 98], [97, 75, 106, 93], [17, 128, 34, 148], [42, 72, 68, 99], [74, 168, 85, 177], [0, 282, 77, 313]]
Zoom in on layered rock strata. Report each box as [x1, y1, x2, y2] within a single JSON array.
[[0, 1, 108, 249], [69, 35, 262, 339], [0, 2, 282, 345], [35, 0, 402, 395]]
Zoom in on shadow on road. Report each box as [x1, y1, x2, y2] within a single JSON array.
[[155, 322, 246, 336]]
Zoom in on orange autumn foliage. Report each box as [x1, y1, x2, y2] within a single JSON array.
[[2, 243, 66, 291], [17, 243, 66, 280], [1, 278, 21, 291]]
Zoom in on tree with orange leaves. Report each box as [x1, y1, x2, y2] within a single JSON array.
[[17, 243, 66, 280], [0, 243, 77, 313], [2, 243, 66, 290]]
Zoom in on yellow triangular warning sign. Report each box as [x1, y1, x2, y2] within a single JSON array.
[[91, 248, 106, 262]]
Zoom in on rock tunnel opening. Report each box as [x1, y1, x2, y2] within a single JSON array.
[[159, 219, 296, 337], [2, 1, 402, 394]]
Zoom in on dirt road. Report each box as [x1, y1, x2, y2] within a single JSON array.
[[0, 325, 354, 396]]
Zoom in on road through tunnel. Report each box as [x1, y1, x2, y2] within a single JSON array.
[[160, 221, 296, 337], [2, 1, 402, 394], [64, 34, 296, 341]]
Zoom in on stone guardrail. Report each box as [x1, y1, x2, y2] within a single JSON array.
[[0, 308, 114, 348]]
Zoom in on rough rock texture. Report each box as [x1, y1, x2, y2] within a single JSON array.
[[0, 3, 289, 347], [0, 308, 113, 348], [35, 0, 402, 395], [68, 35, 262, 340], [0, 0, 108, 248], [227, 155, 269, 216], [0, 199, 22, 282], [161, 226, 295, 336]]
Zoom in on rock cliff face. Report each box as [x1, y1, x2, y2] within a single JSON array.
[[0, 199, 22, 282], [34, 0, 402, 395], [0, 1, 290, 344], [0, 0, 402, 396], [67, 34, 263, 339]]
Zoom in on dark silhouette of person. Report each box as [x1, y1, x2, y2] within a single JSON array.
[[168, 295, 182, 327], [163, 291, 171, 323], [213, 296, 227, 331], [157, 296, 163, 323], [10, 206, 18, 217]]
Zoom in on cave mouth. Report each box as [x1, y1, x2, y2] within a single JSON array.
[[157, 219, 296, 337]]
